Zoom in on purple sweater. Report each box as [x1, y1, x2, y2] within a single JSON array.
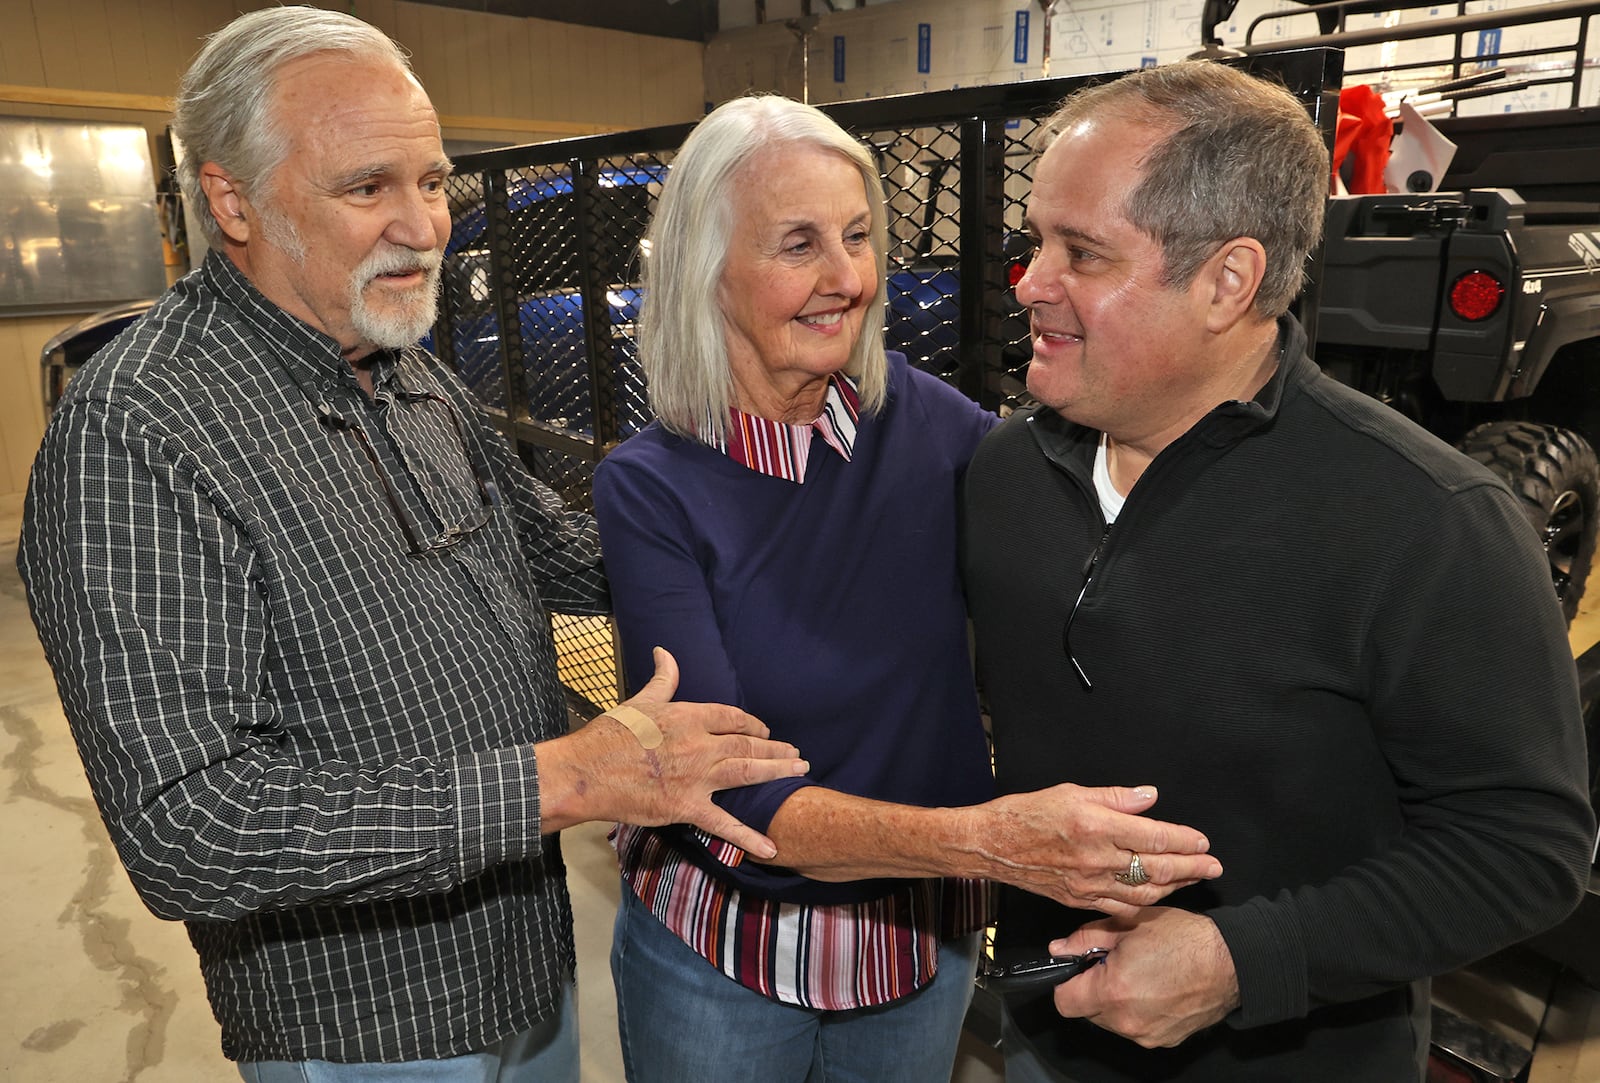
[[592, 353, 999, 903]]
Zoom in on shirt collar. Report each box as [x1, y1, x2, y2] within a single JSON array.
[[200, 250, 403, 398], [714, 372, 862, 483], [1027, 313, 1308, 465]]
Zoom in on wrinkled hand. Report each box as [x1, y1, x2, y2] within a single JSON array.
[[596, 646, 807, 857], [1048, 908, 1239, 1047], [968, 785, 1222, 913]]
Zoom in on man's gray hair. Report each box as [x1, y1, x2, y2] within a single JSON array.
[[640, 95, 889, 442], [172, 6, 413, 245], [1036, 61, 1328, 317]]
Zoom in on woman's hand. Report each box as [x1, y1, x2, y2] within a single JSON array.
[[959, 785, 1222, 913]]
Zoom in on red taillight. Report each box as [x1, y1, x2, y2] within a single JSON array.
[[1449, 270, 1506, 321], [1008, 261, 1027, 287]]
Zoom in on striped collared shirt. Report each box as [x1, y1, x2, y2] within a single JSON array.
[[615, 370, 990, 1010], [712, 372, 862, 482]]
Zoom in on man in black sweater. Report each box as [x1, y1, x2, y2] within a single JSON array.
[[963, 60, 1595, 1082]]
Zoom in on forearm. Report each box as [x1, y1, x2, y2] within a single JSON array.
[[1214, 782, 1594, 1028], [763, 783, 1223, 911], [760, 786, 1142, 885], [761, 787, 979, 881], [533, 715, 655, 834], [101, 749, 472, 922]]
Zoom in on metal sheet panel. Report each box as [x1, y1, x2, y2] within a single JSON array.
[[0, 118, 168, 314]]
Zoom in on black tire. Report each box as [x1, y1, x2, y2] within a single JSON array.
[[1457, 421, 1600, 625]]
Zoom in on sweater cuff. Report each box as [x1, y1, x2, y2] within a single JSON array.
[[711, 774, 815, 834], [450, 744, 544, 878], [1210, 893, 1309, 1029]]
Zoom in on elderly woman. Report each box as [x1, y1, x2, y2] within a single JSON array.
[[591, 95, 1222, 1082]]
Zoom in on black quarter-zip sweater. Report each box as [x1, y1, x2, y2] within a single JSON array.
[[962, 316, 1595, 1082]]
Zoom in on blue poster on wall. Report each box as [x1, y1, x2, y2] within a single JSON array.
[[834, 35, 846, 82], [1476, 27, 1502, 67], [918, 24, 931, 74], [1014, 11, 1029, 64]]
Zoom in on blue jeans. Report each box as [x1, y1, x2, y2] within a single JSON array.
[[611, 883, 979, 1083], [236, 979, 578, 1083]]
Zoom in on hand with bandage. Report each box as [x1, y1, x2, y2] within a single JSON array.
[[535, 647, 809, 856]]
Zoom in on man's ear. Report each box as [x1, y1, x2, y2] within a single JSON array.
[[198, 164, 252, 244], [1200, 237, 1267, 333]]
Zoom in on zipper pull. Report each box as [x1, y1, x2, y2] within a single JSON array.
[[1065, 525, 1112, 691]]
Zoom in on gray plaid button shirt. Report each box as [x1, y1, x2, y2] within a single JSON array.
[[19, 251, 609, 1063]]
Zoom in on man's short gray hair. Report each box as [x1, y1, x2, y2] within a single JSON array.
[[640, 95, 889, 442], [1036, 61, 1328, 317], [172, 6, 413, 246]]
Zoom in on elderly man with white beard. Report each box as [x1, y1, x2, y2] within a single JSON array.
[[16, 7, 811, 1081]]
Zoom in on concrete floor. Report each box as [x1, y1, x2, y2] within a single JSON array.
[[2, 483, 1598, 1082]]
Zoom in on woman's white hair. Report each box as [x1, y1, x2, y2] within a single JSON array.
[[172, 6, 413, 246], [639, 94, 889, 442]]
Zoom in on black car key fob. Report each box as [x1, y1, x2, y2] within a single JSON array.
[[976, 947, 1109, 994]]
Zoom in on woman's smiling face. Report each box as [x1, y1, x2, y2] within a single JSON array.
[[718, 143, 877, 419]]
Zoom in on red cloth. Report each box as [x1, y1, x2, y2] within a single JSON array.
[[1334, 84, 1393, 194]]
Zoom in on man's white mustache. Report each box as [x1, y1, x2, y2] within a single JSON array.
[[360, 246, 444, 284]]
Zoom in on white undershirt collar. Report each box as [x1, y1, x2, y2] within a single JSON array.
[[1093, 433, 1125, 523]]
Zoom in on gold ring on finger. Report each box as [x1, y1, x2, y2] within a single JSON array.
[[1113, 851, 1150, 886]]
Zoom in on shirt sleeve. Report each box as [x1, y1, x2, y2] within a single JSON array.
[[445, 376, 609, 617], [1209, 480, 1596, 1027], [18, 398, 523, 923]]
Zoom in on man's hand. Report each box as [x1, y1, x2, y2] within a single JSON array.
[[962, 785, 1222, 912], [1046, 908, 1240, 1047], [538, 647, 808, 856]]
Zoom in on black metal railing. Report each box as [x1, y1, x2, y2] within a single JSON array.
[[1241, 0, 1600, 112]]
